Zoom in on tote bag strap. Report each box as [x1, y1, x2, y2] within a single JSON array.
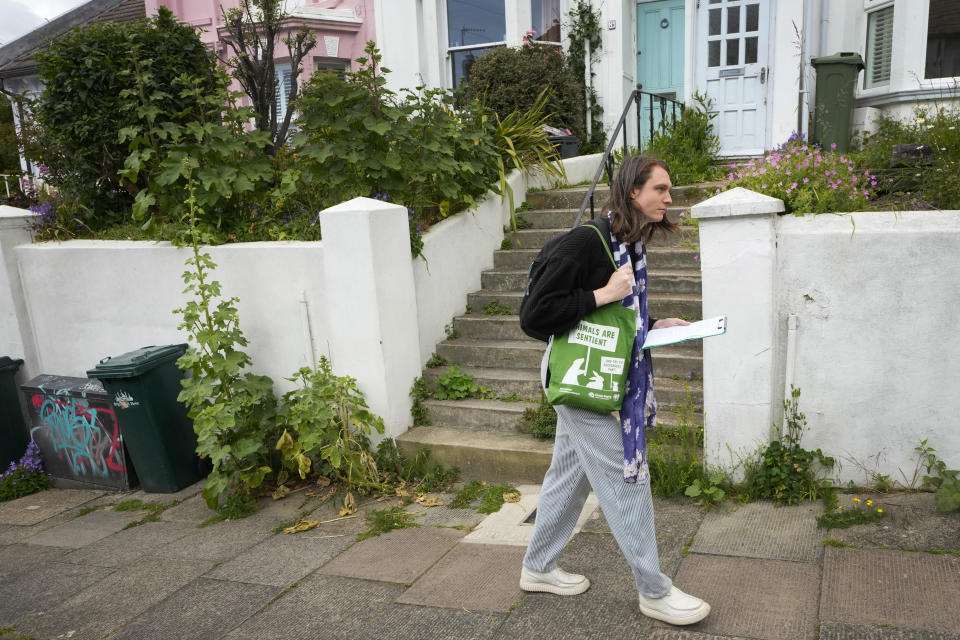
[[584, 222, 618, 270]]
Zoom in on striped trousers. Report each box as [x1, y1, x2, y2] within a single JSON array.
[[523, 349, 672, 598]]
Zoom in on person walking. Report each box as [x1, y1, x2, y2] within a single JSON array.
[[517, 156, 711, 626]]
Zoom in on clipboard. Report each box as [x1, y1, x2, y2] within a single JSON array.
[[641, 316, 727, 350]]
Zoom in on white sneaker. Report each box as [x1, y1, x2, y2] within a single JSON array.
[[638, 586, 711, 625], [519, 566, 591, 596]]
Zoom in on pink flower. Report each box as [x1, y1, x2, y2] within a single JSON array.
[[525, 29, 537, 35], [830, 142, 837, 149], [803, 177, 809, 183]]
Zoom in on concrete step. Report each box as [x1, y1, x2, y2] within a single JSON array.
[[514, 205, 691, 229], [423, 365, 542, 399], [421, 398, 537, 434], [503, 226, 699, 250], [453, 314, 526, 341], [397, 426, 554, 483], [437, 338, 545, 369], [422, 366, 701, 411], [481, 268, 701, 295], [466, 290, 703, 319], [525, 183, 721, 210], [494, 245, 699, 270]]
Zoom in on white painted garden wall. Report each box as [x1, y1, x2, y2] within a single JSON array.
[[0, 155, 601, 439], [693, 188, 960, 485]]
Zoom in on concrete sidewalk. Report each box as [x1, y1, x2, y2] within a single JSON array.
[[1, 482, 958, 640]]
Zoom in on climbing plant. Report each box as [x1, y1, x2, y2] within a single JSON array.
[[565, 0, 605, 152]]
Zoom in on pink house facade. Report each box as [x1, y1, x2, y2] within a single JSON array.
[[144, 1, 376, 107]]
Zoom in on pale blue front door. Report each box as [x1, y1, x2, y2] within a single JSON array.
[[637, 0, 685, 149]]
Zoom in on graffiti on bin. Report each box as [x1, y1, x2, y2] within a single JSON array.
[[29, 393, 127, 476]]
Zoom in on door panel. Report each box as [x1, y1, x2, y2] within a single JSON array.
[[637, 0, 685, 149], [698, 0, 768, 156]]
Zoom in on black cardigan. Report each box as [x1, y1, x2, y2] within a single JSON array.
[[519, 221, 657, 342]]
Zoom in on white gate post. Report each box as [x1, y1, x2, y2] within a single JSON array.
[[0, 206, 40, 378], [691, 188, 784, 475], [319, 197, 421, 438]]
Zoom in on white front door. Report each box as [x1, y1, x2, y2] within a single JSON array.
[[698, 0, 769, 156]]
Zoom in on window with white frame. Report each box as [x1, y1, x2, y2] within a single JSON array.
[[531, 0, 562, 45], [925, 0, 960, 79], [274, 65, 293, 126], [864, 4, 893, 89], [446, 0, 506, 88]]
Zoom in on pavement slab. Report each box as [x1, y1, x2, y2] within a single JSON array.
[[818, 621, 960, 640], [26, 507, 148, 548], [154, 514, 276, 562], [567, 496, 704, 578], [663, 553, 820, 640], [318, 526, 465, 584], [689, 499, 824, 562], [0, 543, 70, 578], [205, 528, 357, 587], [62, 520, 195, 567], [820, 547, 960, 634], [14, 556, 211, 640], [159, 493, 216, 524], [463, 485, 598, 546], [395, 542, 526, 612], [824, 492, 960, 552], [106, 577, 281, 640], [403, 491, 486, 529], [0, 560, 116, 626], [224, 573, 505, 640], [0, 489, 105, 525], [648, 631, 752, 640], [496, 531, 653, 639]]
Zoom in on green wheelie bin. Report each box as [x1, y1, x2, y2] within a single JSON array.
[[0, 356, 29, 469], [87, 344, 200, 493], [811, 52, 865, 153]]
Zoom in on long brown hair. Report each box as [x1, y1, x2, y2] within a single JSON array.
[[600, 156, 678, 244]]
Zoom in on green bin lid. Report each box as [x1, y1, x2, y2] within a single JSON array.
[[87, 344, 188, 379], [811, 52, 864, 68], [0, 357, 24, 373]]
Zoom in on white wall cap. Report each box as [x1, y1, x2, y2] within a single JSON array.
[[321, 196, 403, 216], [691, 187, 785, 220], [0, 205, 38, 230]]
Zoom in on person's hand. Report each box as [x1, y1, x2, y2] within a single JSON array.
[[594, 264, 634, 306], [652, 317, 691, 329]]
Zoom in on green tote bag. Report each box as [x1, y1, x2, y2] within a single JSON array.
[[546, 225, 637, 412]]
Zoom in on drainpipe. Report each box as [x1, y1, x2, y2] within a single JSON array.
[[819, 0, 829, 57], [782, 314, 799, 436], [585, 38, 592, 140]]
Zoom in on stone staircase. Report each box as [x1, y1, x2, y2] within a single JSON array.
[[397, 184, 711, 483]]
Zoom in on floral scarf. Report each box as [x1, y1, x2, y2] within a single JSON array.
[[608, 212, 656, 483]]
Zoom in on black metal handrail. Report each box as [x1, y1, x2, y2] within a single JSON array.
[[573, 88, 683, 228]]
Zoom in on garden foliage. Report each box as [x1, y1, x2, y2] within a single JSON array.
[[174, 179, 385, 511], [0, 442, 51, 502], [745, 386, 835, 505], [462, 41, 586, 151], [645, 94, 722, 185], [855, 103, 960, 210], [31, 7, 219, 224]]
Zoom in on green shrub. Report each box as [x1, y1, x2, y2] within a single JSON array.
[[31, 7, 220, 225], [855, 104, 960, 210], [744, 386, 834, 505], [295, 42, 502, 255], [433, 366, 490, 400], [645, 93, 722, 185], [275, 359, 385, 495], [518, 397, 557, 440], [462, 43, 586, 150]]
